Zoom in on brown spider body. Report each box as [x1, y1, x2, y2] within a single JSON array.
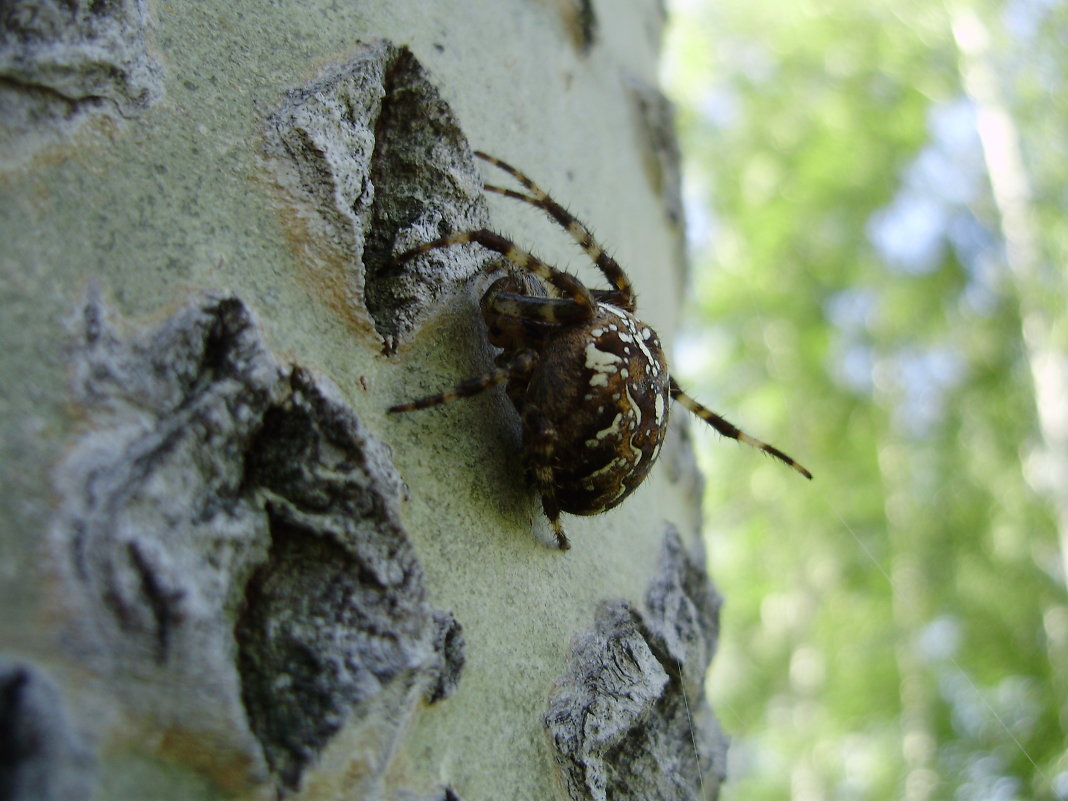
[[391, 152, 810, 549], [512, 299, 670, 516]]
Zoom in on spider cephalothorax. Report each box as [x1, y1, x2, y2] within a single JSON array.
[[390, 152, 810, 549]]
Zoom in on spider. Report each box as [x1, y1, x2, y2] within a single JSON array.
[[390, 151, 810, 549]]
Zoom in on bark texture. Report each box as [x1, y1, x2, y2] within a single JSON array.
[[51, 289, 463, 796], [1, 2, 722, 799], [0, 0, 162, 166], [263, 40, 490, 350], [546, 528, 726, 801]]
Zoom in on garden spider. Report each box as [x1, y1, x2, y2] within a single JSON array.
[[390, 152, 810, 549]]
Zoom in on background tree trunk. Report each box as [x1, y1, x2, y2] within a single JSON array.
[[0, 2, 723, 799]]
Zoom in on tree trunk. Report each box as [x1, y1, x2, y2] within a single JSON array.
[[952, 8, 1068, 591], [0, 2, 724, 799]]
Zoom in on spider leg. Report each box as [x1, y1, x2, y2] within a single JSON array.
[[394, 229, 596, 316], [390, 350, 537, 413], [523, 407, 570, 550], [476, 151, 635, 311], [486, 292, 591, 324], [477, 281, 590, 351], [670, 378, 812, 479]]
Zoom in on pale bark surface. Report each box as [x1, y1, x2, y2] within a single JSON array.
[[0, 2, 722, 799]]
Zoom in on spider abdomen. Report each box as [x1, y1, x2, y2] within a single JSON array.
[[523, 303, 671, 515]]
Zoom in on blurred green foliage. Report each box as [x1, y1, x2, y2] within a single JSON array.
[[663, 0, 1068, 798]]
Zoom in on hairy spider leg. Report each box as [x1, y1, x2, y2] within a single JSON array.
[[669, 378, 812, 479], [523, 407, 569, 550], [389, 350, 537, 413], [475, 151, 635, 311], [486, 292, 591, 325], [394, 229, 596, 316], [481, 183, 635, 311]]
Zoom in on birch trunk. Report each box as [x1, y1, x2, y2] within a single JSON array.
[[0, 2, 724, 800], [952, 8, 1068, 591]]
